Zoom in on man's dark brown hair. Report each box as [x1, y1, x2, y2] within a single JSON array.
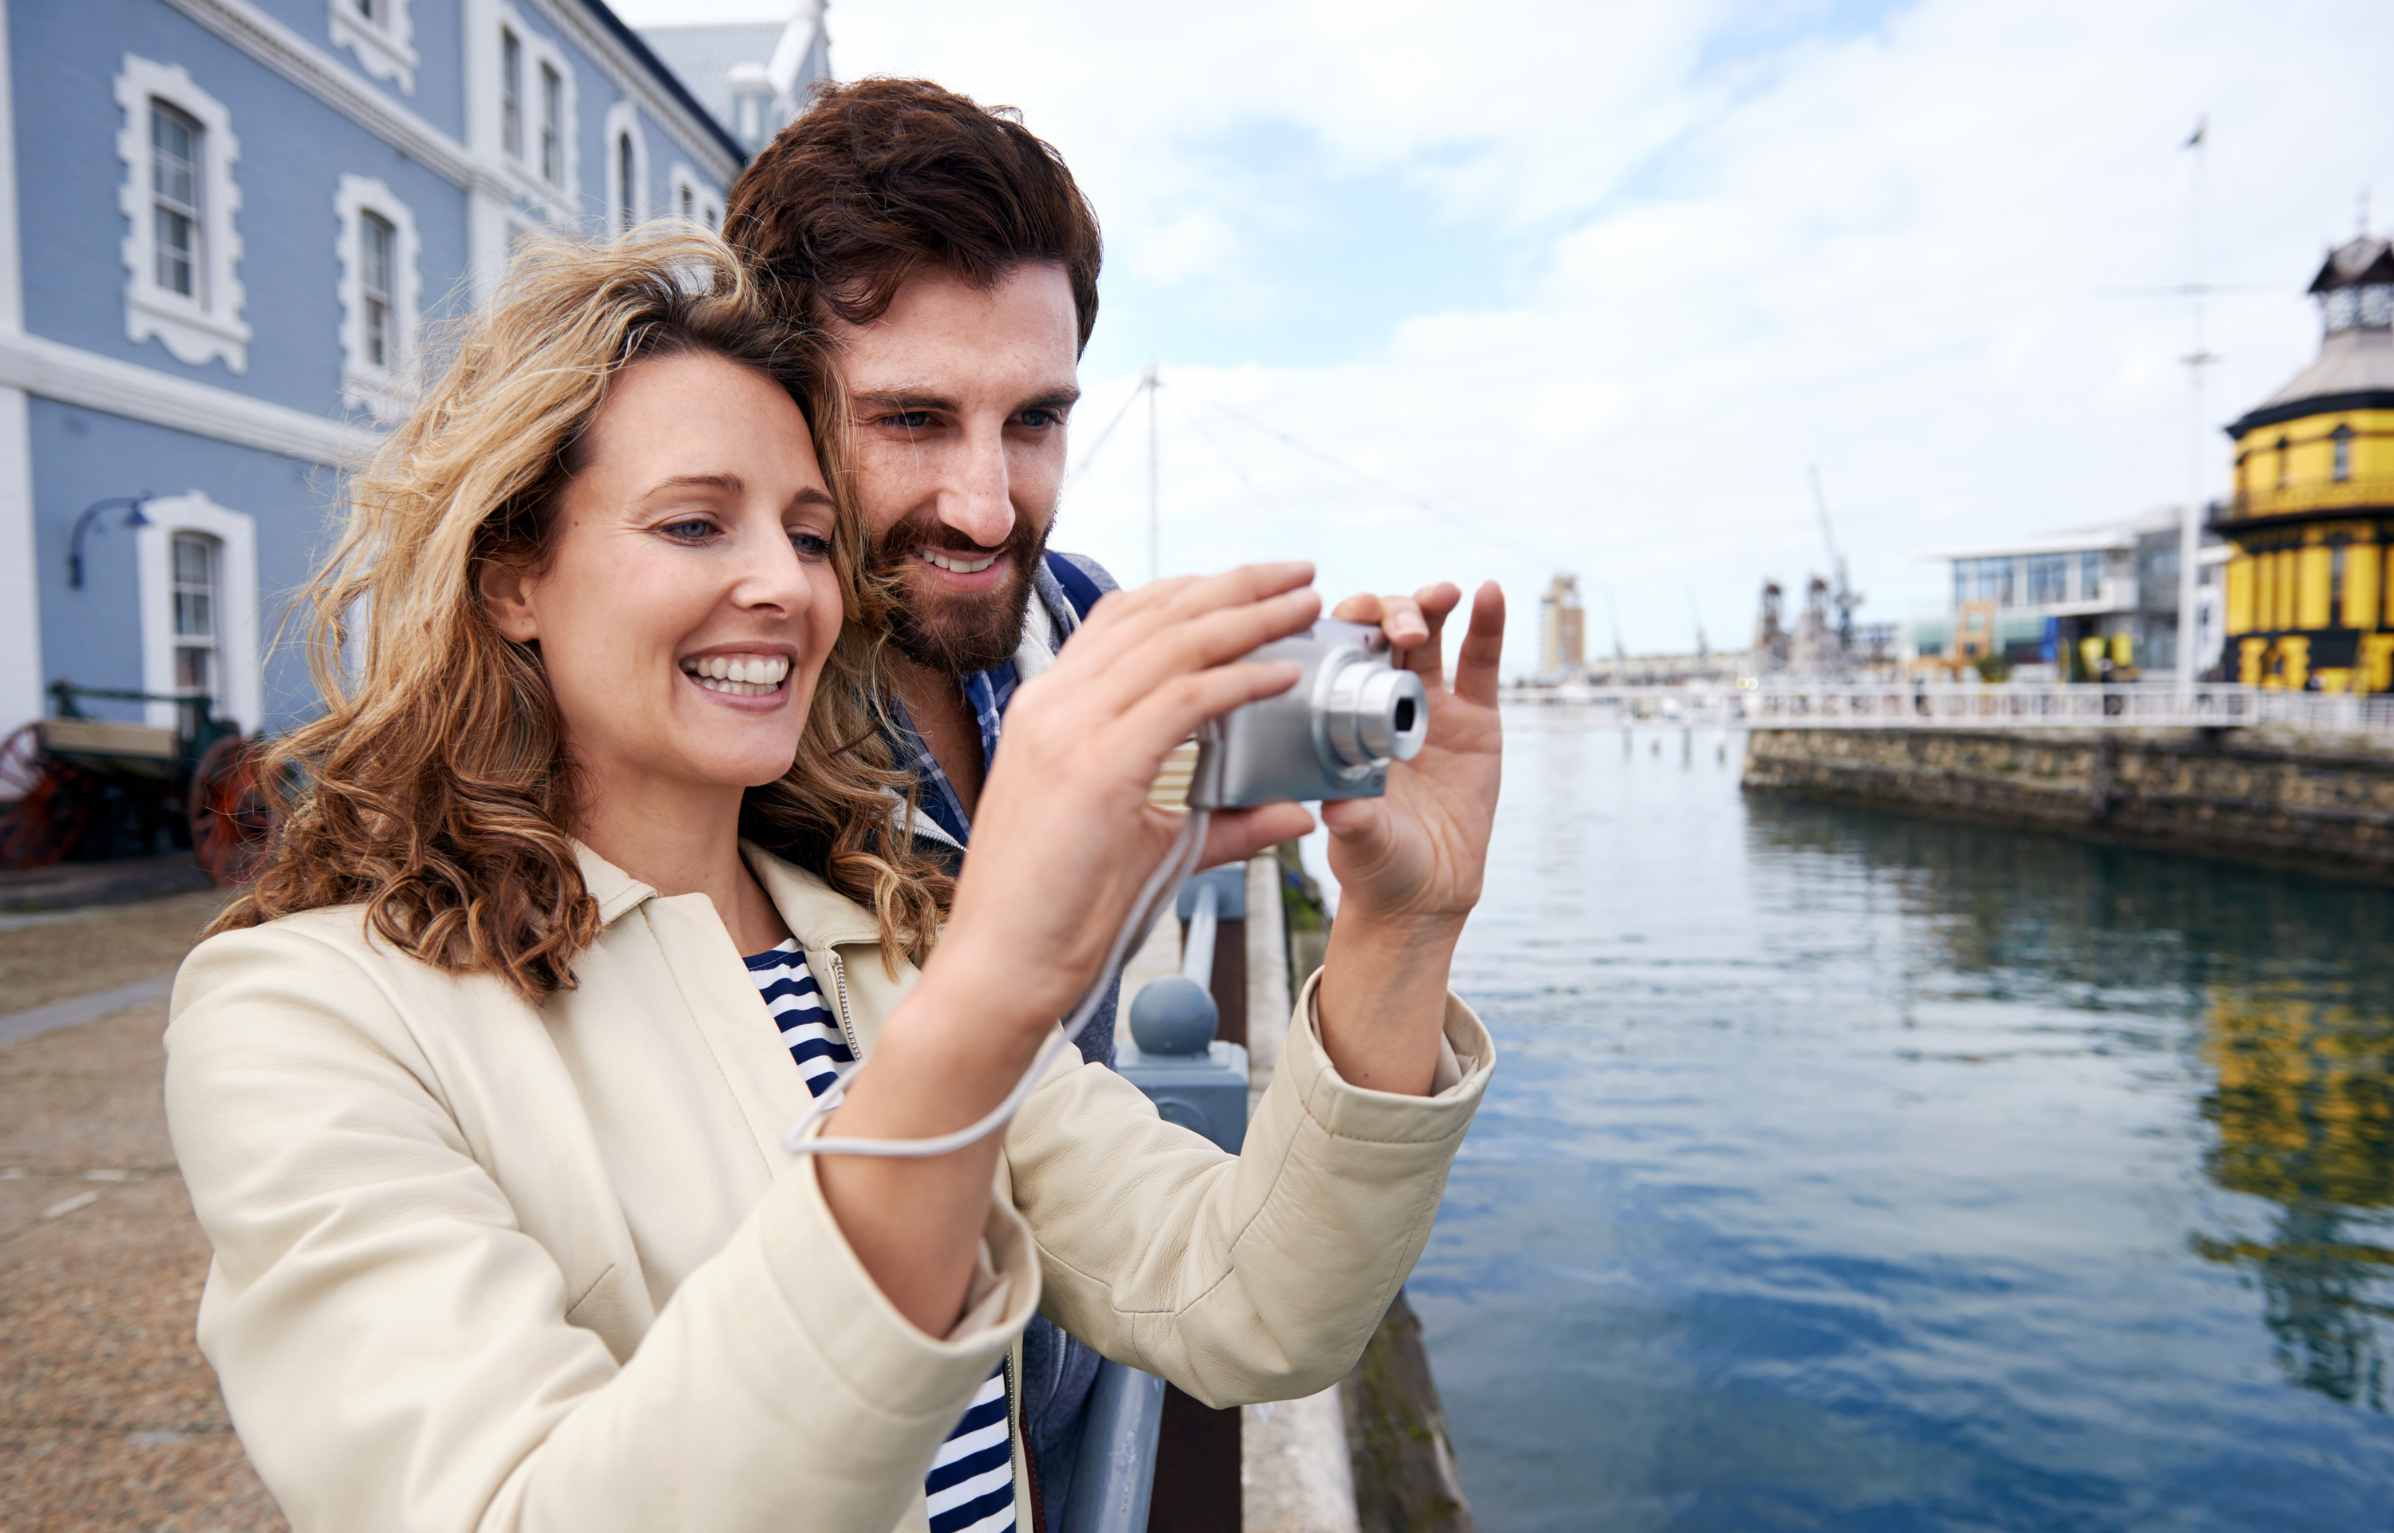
[[723, 77, 1104, 353]]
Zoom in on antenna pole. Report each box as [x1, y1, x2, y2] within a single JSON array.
[[1144, 364, 1161, 583], [2177, 124, 2210, 705]]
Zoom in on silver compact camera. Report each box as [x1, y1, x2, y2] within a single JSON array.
[[1188, 620, 1430, 808]]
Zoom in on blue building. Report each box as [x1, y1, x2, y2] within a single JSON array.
[[0, 0, 832, 746]]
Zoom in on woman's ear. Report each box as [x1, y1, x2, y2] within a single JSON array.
[[477, 558, 540, 644]]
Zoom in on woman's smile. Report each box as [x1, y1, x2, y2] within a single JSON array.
[[679, 647, 797, 709]]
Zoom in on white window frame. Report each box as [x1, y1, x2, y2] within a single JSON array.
[[115, 56, 249, 372], [604, 99, 648, 235], [668, 162, 702, 226], [136, 492, 260, 734], [335, 175, 422, 424], [329, 0, 417, 93]]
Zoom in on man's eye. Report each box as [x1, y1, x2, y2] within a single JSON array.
[[878, 411, 935, 431], [1017, 408, 1063, 430]]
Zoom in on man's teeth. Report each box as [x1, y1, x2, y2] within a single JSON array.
[[680, 654, 791, 696], [921, 548, 999, 575]]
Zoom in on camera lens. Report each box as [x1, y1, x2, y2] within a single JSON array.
[[1319, 655, 1430, 772]]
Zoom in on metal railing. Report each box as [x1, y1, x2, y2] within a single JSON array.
[[1503, 682, 2394, 734], [1067, 865, 1253, 1533], [2229, 478, 2394, 520]]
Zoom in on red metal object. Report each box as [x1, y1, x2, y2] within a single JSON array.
[[0, 722, 96, 870], [189, 734, 270, 886]]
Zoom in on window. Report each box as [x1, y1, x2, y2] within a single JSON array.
[[2333, 425, 2354, 484], [680, 182, 694, 219], [170, 532, 220, 701], [670, 162, 704, 226], [137, 493, 260, 734], [604, 101, 648, 235], [501, 28, 523, 157], [1953, 563, 1969, 610], [493, 11, 575, 202], [540, 62, 562, 185], [331, 0, 417, 91], [2276, 435, 2291, 489], [2078, 551, 2103, 602], [115, 57, 249, 371], [362, 212, 395, 365], [2027, 554, 2067, 606], [2331, 546, 2349, 624], [150, 104, 203, 300], [336, 176, 421, 423]]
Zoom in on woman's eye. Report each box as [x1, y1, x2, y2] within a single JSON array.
[[789, 531, 833, 560], [661, 517, 718, 543]]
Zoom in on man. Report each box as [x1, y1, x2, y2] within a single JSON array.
[[720, 77, 1135, 1522], [721, 77, 1445, 1522]]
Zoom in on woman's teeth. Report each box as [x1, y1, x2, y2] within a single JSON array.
[[921, 548, 999, 575], [680, 654, 791, 696]]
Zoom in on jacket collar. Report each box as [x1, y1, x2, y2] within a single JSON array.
[[571, 837, 885, 950]]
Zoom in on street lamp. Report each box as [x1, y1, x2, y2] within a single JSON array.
[[66, 494, 152, 591]]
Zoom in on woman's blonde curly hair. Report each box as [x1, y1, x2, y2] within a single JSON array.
[[211, 228, 950, 996]]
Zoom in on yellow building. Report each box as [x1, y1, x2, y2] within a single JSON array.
[[2218, 231, 2394, 692]]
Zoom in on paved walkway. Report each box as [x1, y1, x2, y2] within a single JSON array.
[[0, 886, 283, 1530]]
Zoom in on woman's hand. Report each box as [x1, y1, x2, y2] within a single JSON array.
[[932, 562, 1324, 1032], [1322, 581, 1506, 943]]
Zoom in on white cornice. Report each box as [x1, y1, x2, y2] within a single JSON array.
[[161, 0, 479, 188], [0, 330, 380, 468]]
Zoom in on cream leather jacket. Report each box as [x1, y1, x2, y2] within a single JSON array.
[[164, 844, 1494, 1533]]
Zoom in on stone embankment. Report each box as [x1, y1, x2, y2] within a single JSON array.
[[1742, 725, 2394, 880]]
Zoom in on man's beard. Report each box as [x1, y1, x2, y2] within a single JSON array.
[[871, 510, 1054, 676]]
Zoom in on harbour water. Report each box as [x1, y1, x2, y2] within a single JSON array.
[[1408, 712, 2394, 1530]]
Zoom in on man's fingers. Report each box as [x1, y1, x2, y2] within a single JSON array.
[[1400, 582, 1463, 690], [1453, 581, 1506, 705]]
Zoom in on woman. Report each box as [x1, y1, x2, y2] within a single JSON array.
[[165, 231, 1505, 1533]]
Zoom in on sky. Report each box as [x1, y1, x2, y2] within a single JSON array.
[[616, 0, 2394, 675]]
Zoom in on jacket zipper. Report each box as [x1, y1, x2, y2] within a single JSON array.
[[822, 949, 864, 1064]]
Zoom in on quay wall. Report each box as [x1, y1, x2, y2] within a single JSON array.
[[1740, 727, 2394, 881]]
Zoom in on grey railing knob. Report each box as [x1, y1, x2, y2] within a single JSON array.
[[1128, 975, 1218, 1055]]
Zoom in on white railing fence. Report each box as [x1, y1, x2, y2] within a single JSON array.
[[1503, 683, 2394, 734]]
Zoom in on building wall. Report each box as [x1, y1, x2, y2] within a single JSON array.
[[1, 0, 763, 747], [2232, 408, 2394, 516], [2222, 407, 2394, 694]]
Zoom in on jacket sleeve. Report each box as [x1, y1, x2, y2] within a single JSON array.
[[1001, 966, 1493, 1408], [164, 920, 1039, 1533]]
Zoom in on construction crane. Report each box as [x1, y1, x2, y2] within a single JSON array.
[[1808, 464, 1862, 658]]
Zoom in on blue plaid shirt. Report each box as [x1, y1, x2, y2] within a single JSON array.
[[894, 660, 1018, 848]]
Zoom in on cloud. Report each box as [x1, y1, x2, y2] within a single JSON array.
[[620, 0, 2394, 672]]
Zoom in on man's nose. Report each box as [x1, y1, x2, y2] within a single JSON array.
[[938, 435, 1016, 549]]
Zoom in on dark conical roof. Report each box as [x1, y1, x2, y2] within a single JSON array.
[[2307, 233, 2394, 294]]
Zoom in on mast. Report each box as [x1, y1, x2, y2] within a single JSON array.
[[1144, 363, 1160, 582]]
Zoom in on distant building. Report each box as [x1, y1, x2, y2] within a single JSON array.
[[2216, 227, 2394, 692], [638, 2, 830, 158], [1917, 515, 2222, 679], [0, 0, 828, 742], [1538, 573, 1585, 678]]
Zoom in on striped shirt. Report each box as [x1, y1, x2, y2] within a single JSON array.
[[743, 940, 1018, 1533]]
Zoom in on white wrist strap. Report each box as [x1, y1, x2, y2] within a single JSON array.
[[780, 806, 1214, 1160]]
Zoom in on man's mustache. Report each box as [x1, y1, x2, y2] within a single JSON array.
[[871, 516, 1041, 572]]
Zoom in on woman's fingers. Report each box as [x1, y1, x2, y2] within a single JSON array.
[[1114, 659, 1306, 774], [1085, 586, 1323, 715], [1076, 562, 1314, 665], [1194, 802, 1316, 869], [1331, 591, 1430, 650], [1398, 583, 1463, 691]]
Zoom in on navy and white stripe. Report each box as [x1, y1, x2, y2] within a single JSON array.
[[743, 940, 1016, 1532]]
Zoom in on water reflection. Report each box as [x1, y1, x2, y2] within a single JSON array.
[[1742, 793, 2394, 1414], [2195, 991, 2394, 1410], [1422, 720, 2394, 1530]]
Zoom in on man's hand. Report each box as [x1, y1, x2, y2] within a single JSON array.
[[1323, 581, 1505, 940]]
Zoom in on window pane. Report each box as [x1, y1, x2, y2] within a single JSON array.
[[680, 184, 694, 219], [362, 212, 393, 295], [618, 136, 634, 232], [155, 215, 195, 296], [365, 295, 389, 367], [172, 533, 211, 583], [541, 64, 562, 184], [502, 31, 524, 157], [175, 646, 214, 693]]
